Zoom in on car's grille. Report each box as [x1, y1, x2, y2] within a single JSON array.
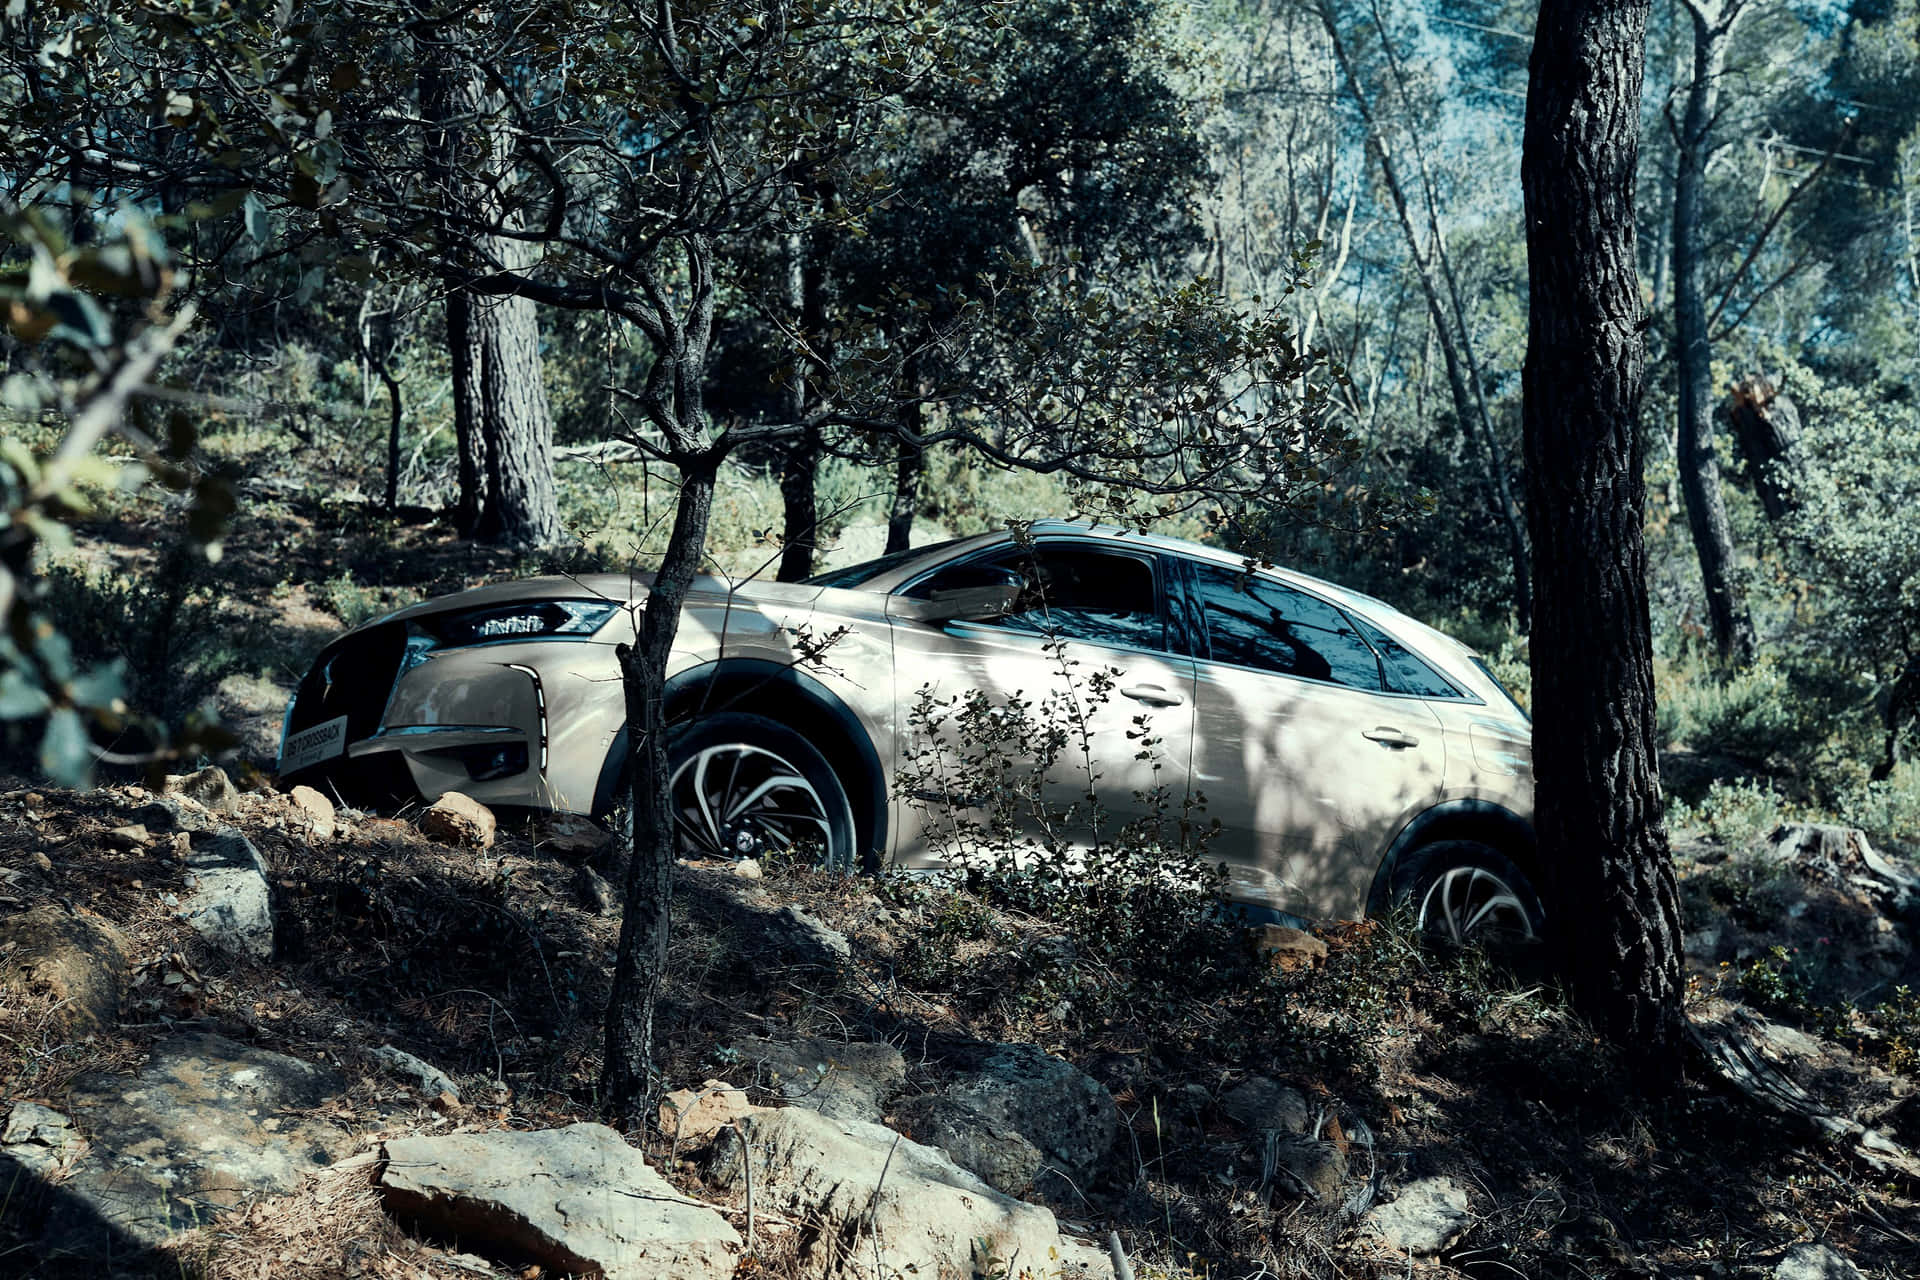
[[286, 622, 405, 748]]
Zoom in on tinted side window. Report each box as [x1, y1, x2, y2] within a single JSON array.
[[1353, 615, 1462, 699], [971, 546, 1165, 650], [1191, 564, 1381, 689]]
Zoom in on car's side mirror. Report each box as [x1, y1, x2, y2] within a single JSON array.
[[887, 564, 1026, 624]]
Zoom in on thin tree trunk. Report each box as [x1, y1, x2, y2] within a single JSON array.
[[473, 237, 562, 547], [1672, 0, 1755, 664], [446, 291, 488, 536], [777, 230, 826, 582], [1319, 2, 1531, 630], [1725, 374, 1803, 520], [380, 363, 402, 512], [1523, 0, 1687, 1086], [603, 460, 716, 1118], [885, 439, 922, 555]]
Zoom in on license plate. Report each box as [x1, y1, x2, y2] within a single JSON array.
[[280, 715, 348, 774]]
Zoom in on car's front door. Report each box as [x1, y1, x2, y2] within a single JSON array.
[[887, 540, 1198, 868], [1181, 560, 1444, 918]]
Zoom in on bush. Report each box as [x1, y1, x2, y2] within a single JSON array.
[[1667, 778, 1795, 848], [41, 541, 262, 732]]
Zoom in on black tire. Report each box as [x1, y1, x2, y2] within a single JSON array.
[[638, 711, 857, 873], [1391, 839, 1545, 945]]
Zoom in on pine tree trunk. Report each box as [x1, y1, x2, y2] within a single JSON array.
[[777, 231, 825, 582], [1672, 0, 1755, 664], [422, 40, 561, 547], [885, 439, 921, 556], [1726, 375, 1803, 521], [1522, 0, 1688, 1086]]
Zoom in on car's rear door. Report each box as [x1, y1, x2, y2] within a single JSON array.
[[886, 539, 1198, 867], [1179, 559, 1443, 918]]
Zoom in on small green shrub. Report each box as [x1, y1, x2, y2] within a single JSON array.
[[41, 542, 262, 730], [1836, 761, 1920, 845], [1656, 657, 1827, 768], [316, 571, 393, 629], [1667, 778, 1793, 848]]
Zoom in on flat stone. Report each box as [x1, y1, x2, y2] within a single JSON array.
[[575, 863, 617, 915], [419, 792, 496, 850], [541, 814, 611, 858], [1775, 1242, 1866, 1279], [771, 904, 851, 968], [132, 796, 200, 834], [891, 1093, 1042, 1196], [179, 829, 273, 960], [380, 1123, 739, 1280], [1366, 1176, 1471, 1256], [34, 1034, 352, 1250], [371, 1045, 460, 1102], [942, 1042, 1120, 1190], [729, 1035, 905, 1124], [103, 823, 150, 850], [287, 785, 337, 843], [1221, 1076, 1311, 1136], [0, 906, 128, 1038], [166, 766, 239, 813], [709, 1105, 1062, 1280]]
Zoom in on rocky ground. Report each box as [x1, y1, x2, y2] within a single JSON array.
[[2, 763, 1919, 1279]]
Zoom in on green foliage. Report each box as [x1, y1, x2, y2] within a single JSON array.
[[40, 541, 259, 733], [1668, 778, 1794, 849], [1655, 657, 1833, 770], [1835, 761, 1920, 846], [315, 571, 392, 629]]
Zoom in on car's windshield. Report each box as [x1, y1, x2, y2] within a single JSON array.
[[803, 538, 968, 590]]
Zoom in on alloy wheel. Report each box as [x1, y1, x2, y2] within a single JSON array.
[[1416, 865, 1537, 944], [669, 743, 834, 862]]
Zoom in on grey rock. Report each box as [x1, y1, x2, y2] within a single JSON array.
[[709, 1105, 1062, 1280], [287, 785, 337, 843], [575, 863, 617, 915], [1366, 1176, 1472, 1256], [419, 791, 496, 850], [1266, 1136, 1347, 1202], [771, 904, 852, 969], [167, 765, 240, 813], [891, 1094, 1043, 1196], [371, 1044, 460, 1101], [380, 1123, 739, 1280], [0, 905, 128, 1037], [729, 1035, 905, 1124], [1221, 1076, 1311, 1136], [35, 1034, 352, 1250], [179, 829, 274, 959], [132, 796, 201, 834], [1775, 1243, 1866, 1279], [2, 1102, 83, 1176], [943, 1042, 1120, 1189]]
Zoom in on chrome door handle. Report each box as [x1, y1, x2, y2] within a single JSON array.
[[1362, 726, 1419, 748], [1120, 683, 1186, 707]]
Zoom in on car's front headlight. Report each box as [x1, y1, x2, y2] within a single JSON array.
[[426, 599, 622, 647]]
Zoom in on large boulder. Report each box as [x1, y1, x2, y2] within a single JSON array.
[[728, 1035, 905, 1124], [179, 829, 274, 959], [419, 792, 496, 850], [18, 1034, 354, 1252], [891, 1094, 1042, 1196], [659, 1080, 756, 1147], [379, 1123, 739, 1280], [941, 1042, 1120, 1191], [0, 906, 128, 1038], [709, 1106, 1063, 1280], [1774, 1242, 1865, 1279]]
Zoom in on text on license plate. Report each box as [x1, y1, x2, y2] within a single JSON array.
[[280, 715, 348, 774]]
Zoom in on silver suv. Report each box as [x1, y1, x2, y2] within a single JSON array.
[[280, 522, 1539, 939]]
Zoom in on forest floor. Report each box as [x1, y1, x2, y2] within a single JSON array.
[[3, 490, 1919, 1279]]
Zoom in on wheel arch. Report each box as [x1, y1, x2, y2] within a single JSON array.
[[591, 658, 888, 869], [1365, 799, 1539, 918]]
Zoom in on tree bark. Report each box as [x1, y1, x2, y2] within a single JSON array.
[[1523, 0, 1687, 1086], [1726, 374, 1803, 521], [1672, 0, 1755, 664], [422, 40, 562, 547], [777, 230, 826, 582], [602, 460, 716, 1117], [885, 438, 922, 555]]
